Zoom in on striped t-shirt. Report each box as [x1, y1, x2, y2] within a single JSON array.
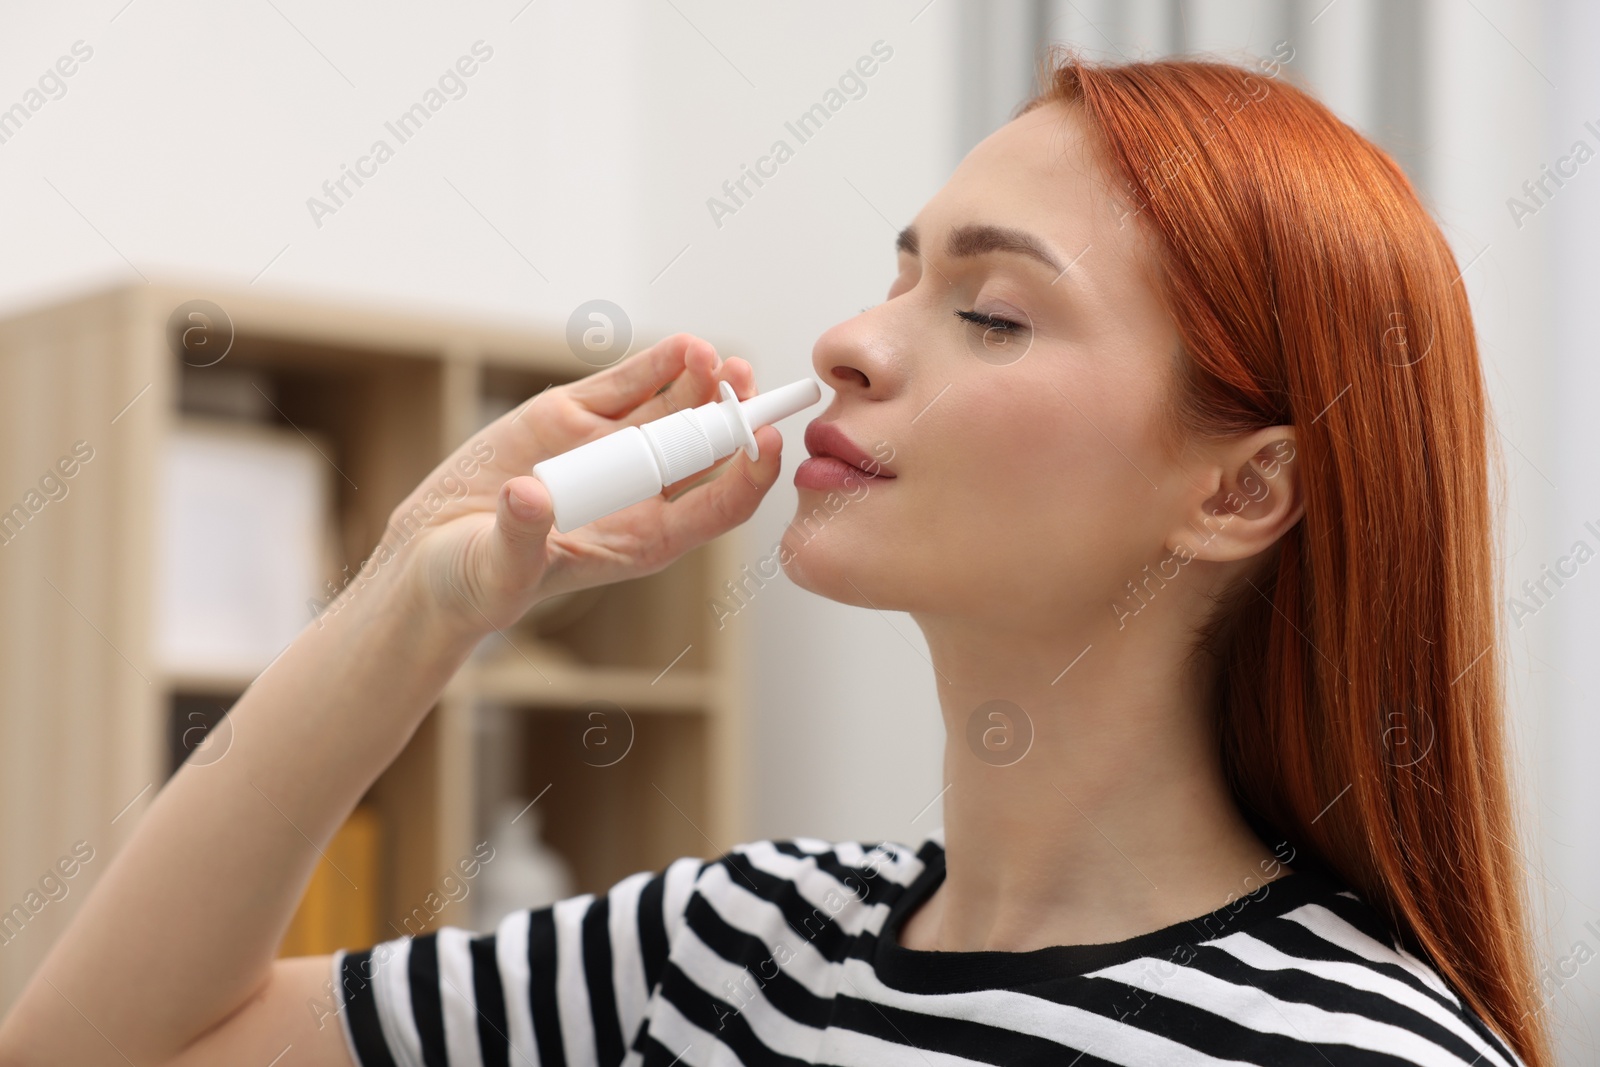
[[332, 830, 1525, 1066]]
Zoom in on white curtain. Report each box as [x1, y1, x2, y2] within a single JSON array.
[[957, 0, 1429, 191]]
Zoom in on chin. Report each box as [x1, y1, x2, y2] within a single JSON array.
[[777, 505, 911, 612], [777, 516, 831, 592]]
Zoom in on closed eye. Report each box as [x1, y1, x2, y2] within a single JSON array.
[[954, 308, 1023, 332]]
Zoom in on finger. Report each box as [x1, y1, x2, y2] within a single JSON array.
[[630, 351, 761, 432], [658, 443, 755, 502], [618, 342, 722, 429], [718, 356, 756, 401], [480, 475, 555, 591], [564, 333, 700, 420], [657, 424, 783, 558]]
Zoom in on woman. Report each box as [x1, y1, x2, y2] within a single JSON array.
[[0, 52, 1550, 1066]]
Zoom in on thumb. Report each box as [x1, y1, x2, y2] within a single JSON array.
[[489, 475, 555, 573]]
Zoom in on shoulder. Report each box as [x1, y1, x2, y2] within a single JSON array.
[[666, 834, 933, 952], [687, 834, 931, 907], [1172, 874, 1526, 1067]]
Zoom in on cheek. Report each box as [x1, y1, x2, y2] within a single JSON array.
[[909, 383, 1167, 588], [916, 388, 1109, 524]]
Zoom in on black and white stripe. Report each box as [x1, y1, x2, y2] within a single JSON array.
[[334, 832, 1525, 1067]]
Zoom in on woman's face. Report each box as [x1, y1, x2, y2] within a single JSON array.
[[781, 99, 1197, 629]]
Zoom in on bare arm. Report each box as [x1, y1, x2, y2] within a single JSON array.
[[0, 336, 781, 1067]]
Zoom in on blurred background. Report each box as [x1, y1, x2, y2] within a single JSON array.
[[0, 0, 1594, 1058]]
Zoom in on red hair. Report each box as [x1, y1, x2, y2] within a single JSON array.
[[1022, 53, 1549, 1065]]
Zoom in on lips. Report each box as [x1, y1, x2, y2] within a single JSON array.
[[803, 420, 896, 478]]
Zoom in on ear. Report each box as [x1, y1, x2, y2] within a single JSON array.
[[1169, 426, 1302, 563]]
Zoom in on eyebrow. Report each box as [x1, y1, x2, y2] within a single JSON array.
[[896, 223, 1064, 274]]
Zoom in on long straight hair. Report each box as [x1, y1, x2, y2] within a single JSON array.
[[1021, 54, 1549, 1065]]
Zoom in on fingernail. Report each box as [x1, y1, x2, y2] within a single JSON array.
[[508, 484, 540, 522]]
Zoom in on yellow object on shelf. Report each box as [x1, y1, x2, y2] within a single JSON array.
[[278, 804, 382, 958]]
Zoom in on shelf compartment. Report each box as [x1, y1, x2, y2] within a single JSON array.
[[500, 706, 712, 899]]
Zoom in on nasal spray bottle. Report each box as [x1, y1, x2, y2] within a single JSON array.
[[531, 377, 822, 533]]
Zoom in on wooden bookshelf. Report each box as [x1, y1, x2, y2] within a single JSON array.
[[0, 281, 749, 1009]]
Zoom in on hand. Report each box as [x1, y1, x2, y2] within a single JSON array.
[[375, 333, 784, 640]]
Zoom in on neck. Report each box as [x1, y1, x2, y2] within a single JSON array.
[[905, 597, 1286, 953]]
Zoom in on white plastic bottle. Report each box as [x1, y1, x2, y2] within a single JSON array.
[[532, 377, 822, 532], [473, 798, 575, 932]]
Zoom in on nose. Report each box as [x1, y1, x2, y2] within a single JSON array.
[[811, 307, 902, 398]]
